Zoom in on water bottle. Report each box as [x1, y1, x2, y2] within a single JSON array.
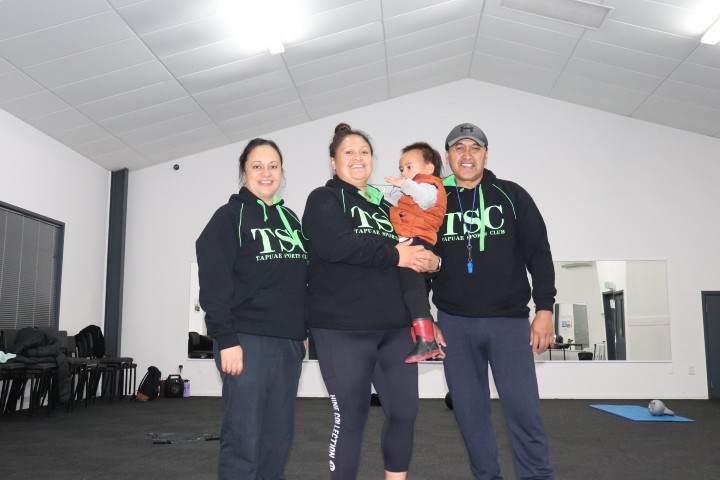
[[183, 379, 190, 397]]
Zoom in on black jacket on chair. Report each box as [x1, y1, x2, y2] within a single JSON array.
[[13, 328, 71, 403]]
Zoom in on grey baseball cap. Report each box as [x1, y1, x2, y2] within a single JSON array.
[[445, 123, 488, 150]]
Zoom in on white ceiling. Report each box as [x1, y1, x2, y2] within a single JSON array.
[[2, 0, 719, 171]]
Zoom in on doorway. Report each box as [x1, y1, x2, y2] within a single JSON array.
[[702, 291, 720, 399], [602, 290, 626, 360]]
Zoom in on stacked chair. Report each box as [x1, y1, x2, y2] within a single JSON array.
[[0, 328, 63, 417], [0, 355, 27, 417], [73, 325, 136, 405], [65, 334, 99, 410], [0, 325, 136, 417]]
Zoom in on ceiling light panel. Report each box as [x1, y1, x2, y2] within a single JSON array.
[[218, 0, 305, 55], [500, 0, 613, 29], [701, 15, 720, 44]]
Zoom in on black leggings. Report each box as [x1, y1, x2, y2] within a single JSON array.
[[310, 327, 419, 479], [398, 237, 433, 320]]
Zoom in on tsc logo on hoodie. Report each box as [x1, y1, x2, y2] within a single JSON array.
[[441, 204, 507, 242], [350, 205, 398, 241], [253, 226, 307, 262]]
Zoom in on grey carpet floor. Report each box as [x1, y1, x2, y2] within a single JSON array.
[[1, 396, 718, 479]]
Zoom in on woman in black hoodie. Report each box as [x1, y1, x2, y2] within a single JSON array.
[[303, 123, 441, 480], [196, 138, 307, 480]]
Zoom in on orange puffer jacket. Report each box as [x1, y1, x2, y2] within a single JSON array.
[[390, 173, 447, 245]]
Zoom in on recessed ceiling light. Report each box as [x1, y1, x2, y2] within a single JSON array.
[[219, 0, 297, 55], [701, 15, 720, 45], [500, 0, 613, 29], [267, 37, 285, 55]]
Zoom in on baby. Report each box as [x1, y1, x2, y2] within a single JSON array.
[[385, 142, 447, 363]]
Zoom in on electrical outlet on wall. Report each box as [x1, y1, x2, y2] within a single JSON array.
[[689, 365, 695, 375]]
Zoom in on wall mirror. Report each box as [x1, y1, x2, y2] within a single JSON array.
[[189, 260, 672, 362], [536, 260, 671, 362], [188, 262, 213, 359]]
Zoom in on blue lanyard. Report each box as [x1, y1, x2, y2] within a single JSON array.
[[455, 185, 477, 274]]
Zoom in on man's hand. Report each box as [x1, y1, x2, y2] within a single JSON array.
[[530, 310, 554, 354]]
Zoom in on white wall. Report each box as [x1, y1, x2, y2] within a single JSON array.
[[0, 108, 109, 337], [122, 78, 720, 399]]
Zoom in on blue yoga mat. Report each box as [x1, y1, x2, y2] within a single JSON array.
[[590, 404, 694, 422]]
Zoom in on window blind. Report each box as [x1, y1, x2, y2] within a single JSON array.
[[0, 202, 63, 330]]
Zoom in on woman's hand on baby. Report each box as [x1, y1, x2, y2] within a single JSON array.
[[396, 239, 435, 272]]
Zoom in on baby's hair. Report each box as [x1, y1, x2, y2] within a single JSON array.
[[329, 123, 374, 158], [401, 141, 442, 177]]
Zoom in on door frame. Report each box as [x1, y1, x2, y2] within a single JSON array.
[[602, 290, 626, 361], [701, 291, 720, 399]]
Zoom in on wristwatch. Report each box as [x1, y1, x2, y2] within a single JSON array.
[[432, 256, 442, 273]]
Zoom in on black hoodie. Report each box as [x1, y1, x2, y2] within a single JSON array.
[[432, 169, 556, 319], [302, 177, 410, 330], [195, 188, 308, 350]]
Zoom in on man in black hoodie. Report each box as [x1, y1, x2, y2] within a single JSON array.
[[432, 123, 556, 480]]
